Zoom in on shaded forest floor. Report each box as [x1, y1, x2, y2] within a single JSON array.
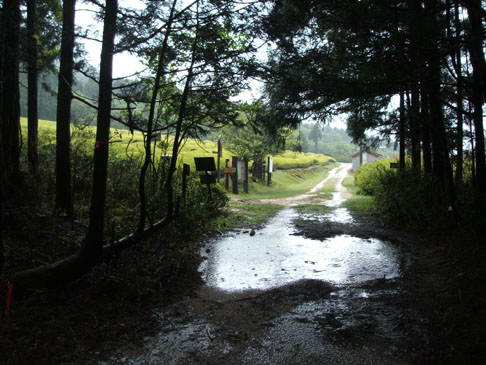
[[1, 204, 486, 363]]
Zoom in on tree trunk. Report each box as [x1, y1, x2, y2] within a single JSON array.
[[409, 86, 421, 170], [424, 0, 456, 210], [84, 0, 118, 262], [1, 0, 21, 196], [464, 0, 486, 194], [138, 0, 177, 233], [407, 0, 423, 171], [453, 0, 464, 185], [463, 0, 486, 99], [166, 1, 200, 217], [399, 90, 406, 169], [55, 0, 76, 217], [27, 0, 39, 172], [420, 82, 432, 173]]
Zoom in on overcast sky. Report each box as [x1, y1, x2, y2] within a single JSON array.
[[75, 0, 347, 129]]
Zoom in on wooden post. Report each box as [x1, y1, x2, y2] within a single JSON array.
[[225, 159, 230, 191], [205, 171, 212, 200], [244, 157, 249, 193], [232, 156, 238, 194], [262, 162, 266, 182], [182, 163, 190, 207], [267, 156, 272, 186], [217, 136, 222, 183]]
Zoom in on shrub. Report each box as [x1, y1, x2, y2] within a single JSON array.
[[354, 158, 397, 195], [273, 151, 334, 169], [181, 178, 229, 227], [354, 159, 455, 230], [373, 169, 449, 230]]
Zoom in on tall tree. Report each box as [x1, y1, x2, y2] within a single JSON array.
[[137, 0, 178, 233], [84, 0, 118, 258], [463, 0, 486, 194], [423, 0, 456, 208], [27, 0, 39, 171], [1, 0, 21, 274], [399, 90, 406, 169], [309, 122, 322, 153], [55, 0, 75, 217], [1, 0, 21, 194]]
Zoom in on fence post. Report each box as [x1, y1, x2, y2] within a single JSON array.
[[225, 159, 230, 191], [182, 163, 190, 208], [244, 157, 249, 193], [267, 156, 272, 186], [232, 156, 238, 194], [217, 137, 222, 183]]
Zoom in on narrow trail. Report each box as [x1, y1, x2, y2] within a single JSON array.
[[240, 163, 351, 207]]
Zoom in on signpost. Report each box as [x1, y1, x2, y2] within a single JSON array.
[[268, 156, 273, 186], [182, 163, 190, 208], [244, 157, 249, 193], [194, 157, 217, 200], [225, 159, 230, 191]]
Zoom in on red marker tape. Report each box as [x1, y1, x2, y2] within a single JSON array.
[[5, 282, 13, 316], [95, 140, 109, 149]]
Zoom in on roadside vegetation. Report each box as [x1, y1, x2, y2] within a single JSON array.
[[8, 119, 336, 284], [21, 118, 334, 173], [233, 162, 336, 200], [349, 159, 484, 231]]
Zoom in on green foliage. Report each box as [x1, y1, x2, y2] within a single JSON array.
[[238, 162, 337, 200], [273, 151, 334, 169], [220, 102, 289, 163], [354, 158, 396, 195], [185, 181, 229, 221], [372, 169, 450, 230], [353, 158, 454, 229], [285, 123, 356, 162], [353, 159, 453, 230], [223, 202, 281, 229], [308, 122, 322, 152]]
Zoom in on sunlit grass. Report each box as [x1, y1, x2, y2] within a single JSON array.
[[341, 173, 378, 220], [21, 118, 334, 172], [235, 162, 338, 200]]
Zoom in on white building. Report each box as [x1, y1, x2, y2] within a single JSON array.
[[351, 150, 382, 172]]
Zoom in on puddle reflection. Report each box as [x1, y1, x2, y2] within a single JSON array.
[[201, 164, 400, 292], [200, 208, 400, 291]]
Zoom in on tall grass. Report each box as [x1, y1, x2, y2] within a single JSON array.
[[20, 118, 334, 172], [236, 162, 338, 200], [273, 151, 334, 169]]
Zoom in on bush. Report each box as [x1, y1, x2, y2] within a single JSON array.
[[354, 158, 397, 195], [354, 159, 454, 230], [181, 179, 229, 227], [373, 169, 449, 230], [273, 151, 334, 169]]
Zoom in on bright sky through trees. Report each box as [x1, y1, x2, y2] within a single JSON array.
[[75, 0, 346, 129]]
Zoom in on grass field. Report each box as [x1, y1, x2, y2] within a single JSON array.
[[20, 118, 334, 172], [233, 163, 338, 200], [341, 173, 377, 219]]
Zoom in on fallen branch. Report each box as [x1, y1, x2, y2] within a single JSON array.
[[7, 215, 173, 293]]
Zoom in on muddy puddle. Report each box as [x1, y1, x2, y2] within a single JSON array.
[[200, 164, 401, 291], [200, 208, 400, 291]]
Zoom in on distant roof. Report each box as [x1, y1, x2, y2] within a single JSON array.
[[351, 150, 382, 158]]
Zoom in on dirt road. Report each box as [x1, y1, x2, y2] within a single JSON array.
[[104, 164, 485, 364]]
